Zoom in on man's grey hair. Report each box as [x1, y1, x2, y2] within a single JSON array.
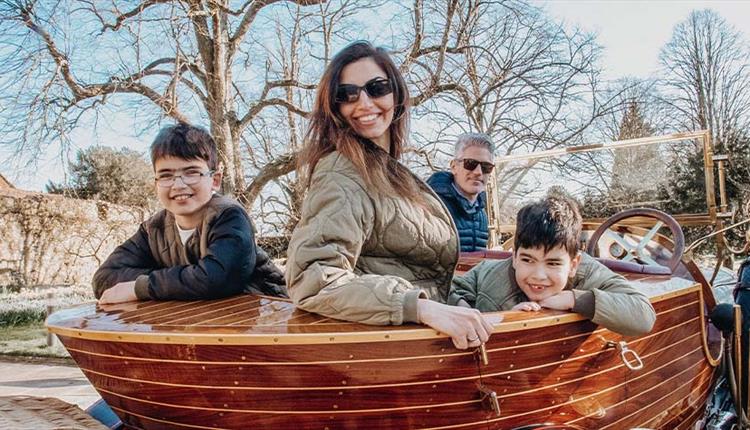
[[454, 133, 495, 158]]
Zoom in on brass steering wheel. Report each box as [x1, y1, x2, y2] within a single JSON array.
[[585, 208, 685, 273]]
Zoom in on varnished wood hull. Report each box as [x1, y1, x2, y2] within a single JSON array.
[[47, 280, 719, 430]]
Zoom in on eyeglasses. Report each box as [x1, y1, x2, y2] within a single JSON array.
[[335, 78, 393, 103], [456, 158, 495, 174], [155, 170, 215, 188]]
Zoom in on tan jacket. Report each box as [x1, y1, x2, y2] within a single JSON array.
[[449, 253, 656, 336], [286, 152, 459, 325]]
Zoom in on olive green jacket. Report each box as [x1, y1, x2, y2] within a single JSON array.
[[449, 253, 656, 336], [286, 151, 459, 325]]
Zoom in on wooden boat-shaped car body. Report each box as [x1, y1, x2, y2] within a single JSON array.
[[47, 250, 722, 430], [49, 130, 735, 429]]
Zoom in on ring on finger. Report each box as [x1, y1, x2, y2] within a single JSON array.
[[467, 336, 479, 342]]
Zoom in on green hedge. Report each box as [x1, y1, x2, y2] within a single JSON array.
[[0, 285, 93, 327]]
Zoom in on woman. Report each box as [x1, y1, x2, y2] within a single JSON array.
[[286, 41, 493, 349]]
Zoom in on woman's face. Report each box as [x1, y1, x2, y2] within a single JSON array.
[[337, 57, 395, 152]]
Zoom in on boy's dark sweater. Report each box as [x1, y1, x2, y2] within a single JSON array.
[[93, 195, 287, 300]]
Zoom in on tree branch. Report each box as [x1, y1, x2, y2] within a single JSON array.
[[239, 152, 298, 207]]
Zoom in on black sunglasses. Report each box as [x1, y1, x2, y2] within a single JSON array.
[[335, 78, 393, 103], [457, 158, 495, 174]]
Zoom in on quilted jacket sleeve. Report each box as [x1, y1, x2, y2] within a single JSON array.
[[448, 263, 483, 308], [572, 255, 657, 336], [286, 170, 424, 326]]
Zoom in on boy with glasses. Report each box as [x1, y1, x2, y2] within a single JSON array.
[[93, 123, 286, 304], [427, 133, 495, 252]]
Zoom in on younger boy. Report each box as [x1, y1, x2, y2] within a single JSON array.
[[448, 196, 656, 336], [93, 123, 287, 304]]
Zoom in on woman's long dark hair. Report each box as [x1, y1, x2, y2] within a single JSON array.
[[300, 41, 422, 201]]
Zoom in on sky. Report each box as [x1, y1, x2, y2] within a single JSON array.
[[2, 0, 750, 191], [539, 0, 750, 80]]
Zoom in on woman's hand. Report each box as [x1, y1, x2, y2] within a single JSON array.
[[417, 299, 497, 350], [512, 301, 541, 312]]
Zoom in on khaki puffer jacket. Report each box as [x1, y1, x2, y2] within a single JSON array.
[[286, 151, 460, 325]]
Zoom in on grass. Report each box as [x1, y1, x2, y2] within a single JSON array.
[[0, 285, 93, 360], [0, 320, 71, 359], [0, 285, 93, 327]]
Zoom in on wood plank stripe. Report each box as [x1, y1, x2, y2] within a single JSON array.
[[74, 325, 700, 394], [599, 364, 713, 429], [96, 385, 480, 414], [110, 406, 221, 430]]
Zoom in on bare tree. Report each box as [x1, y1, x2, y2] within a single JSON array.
[[0, 0, 615, 237], [658, 9, 750, 214], [0, 0, 326, 200], [659, 9, 750, 149]]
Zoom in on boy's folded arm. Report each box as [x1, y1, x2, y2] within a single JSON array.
[[577, 266, 657, 336], [448, 263, 483, 308], [92, 225, 158, 299], [143, 208, 256, 301]]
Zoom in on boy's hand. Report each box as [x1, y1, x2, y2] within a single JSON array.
[[538, 291, 575, 311], [512, 301, 541, 312], [99, 281, 139, 304], [417, 299, 497, 350]]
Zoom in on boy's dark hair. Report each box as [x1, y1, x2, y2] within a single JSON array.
[[150, 123, 217, 170], [514, 195, 582, 258]]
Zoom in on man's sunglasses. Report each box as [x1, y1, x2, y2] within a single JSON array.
[[456, 158, 495, 174], [335, 78, 393, 103]]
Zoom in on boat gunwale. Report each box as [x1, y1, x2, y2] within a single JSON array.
[[46, 284, 700, 345]]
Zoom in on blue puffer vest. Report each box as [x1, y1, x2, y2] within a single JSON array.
[[426, 171, 489, 252]]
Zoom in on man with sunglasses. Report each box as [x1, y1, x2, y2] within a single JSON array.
[[427, 133, 495, 252]]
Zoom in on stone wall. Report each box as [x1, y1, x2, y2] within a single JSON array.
[[0, 188, 146, 289]]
